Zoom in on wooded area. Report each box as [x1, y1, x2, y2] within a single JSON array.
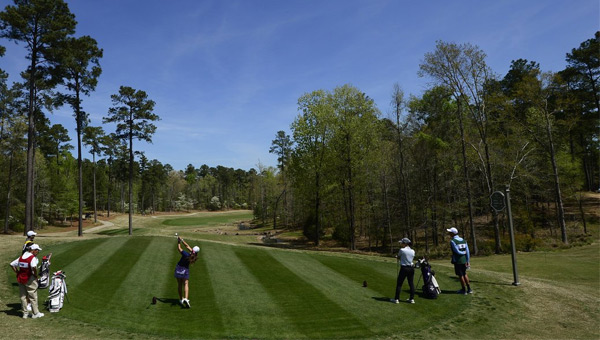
[[0, 1, 597, 254]]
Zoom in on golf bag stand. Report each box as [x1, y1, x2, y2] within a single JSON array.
[[47, 271, 67, 312], [416, 258, 441, 299]]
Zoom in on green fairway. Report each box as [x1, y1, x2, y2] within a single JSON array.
[[1, 211, 598, 339], [3, 234, 598, 339], [3, 235, 472, 338]]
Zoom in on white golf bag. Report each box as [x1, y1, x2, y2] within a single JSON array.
[[47, 271, 67, 312], [37, 253, 52, 289]]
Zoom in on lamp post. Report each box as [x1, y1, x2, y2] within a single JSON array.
[[504, 186, 520, 286], [490, 187, 520, 286]]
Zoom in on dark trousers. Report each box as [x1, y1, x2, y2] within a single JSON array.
[[394, 266, 415, 300]]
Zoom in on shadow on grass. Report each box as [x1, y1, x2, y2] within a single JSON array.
[[372, 297, 421, 304], [468, 279, 515, 286], [2, 303, 22, 317], [445, 275, 514, 286], [372, 297, 392, 303], [153, 297, 186, 308], [98, 228, 141, 236]]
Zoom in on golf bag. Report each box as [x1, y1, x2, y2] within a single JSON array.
[[37, 253, 52, 289], [417, 258, 441, 299], [47, 271, 67, 313]]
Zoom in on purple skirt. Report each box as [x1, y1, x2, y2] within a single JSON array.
[[174, 265, 189, 279]]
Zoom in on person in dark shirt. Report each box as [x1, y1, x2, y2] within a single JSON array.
[[174, 236, 199, 308]]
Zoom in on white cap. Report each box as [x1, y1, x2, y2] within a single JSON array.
[[192, 246, 200, 253], [399, 238, 411, 244], [446, 227, 458, 235], [27, 230, 37, 237], [30, 244, 42, 251]]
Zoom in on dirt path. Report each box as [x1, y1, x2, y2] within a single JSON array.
[[83, 219, 115, 234]]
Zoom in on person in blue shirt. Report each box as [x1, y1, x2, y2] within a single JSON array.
[[174, 236, 199, 308], [390, 238, 416, 304], [447, 227, 473, 294]]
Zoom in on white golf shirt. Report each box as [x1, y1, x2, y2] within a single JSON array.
[[398, 246, 415, 266], [11, 252, 39, 269]]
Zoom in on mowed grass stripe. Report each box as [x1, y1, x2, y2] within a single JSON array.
[[68, 237, 153, 314], [184, 240, 225, 338], [275, 251, 405, 335], [97, 237, 195, 337], [235, 248, 373, 339], [46, 238, 109, 272], [51, 237, 129, 288], [311, 253, 474, 329], [202, 243, 296, 339], [310, 254, 394, 297], [109, 236, 175, 311]]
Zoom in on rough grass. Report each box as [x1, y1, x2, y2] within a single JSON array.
[[0, 211, 598, 339], [161, 210, 253, 227]]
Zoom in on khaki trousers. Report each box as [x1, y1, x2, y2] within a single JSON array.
[[19, 276, 40, 315]]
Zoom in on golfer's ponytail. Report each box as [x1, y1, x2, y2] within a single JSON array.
[[189, 252, 198, 265]]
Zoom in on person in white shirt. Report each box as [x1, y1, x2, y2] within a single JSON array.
[[390, 238, 416, 304], [10, 244, 44, 319], [22, 230, 36, 254]]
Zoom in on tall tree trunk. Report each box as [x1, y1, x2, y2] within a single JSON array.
[[432, 162, 439, 247], [3, 150, 14, 234], [546, 110, 567, 244], [345, 134, 356, 250], [121, 182, 125, 213], [93, 152, 97, 222], [25, 52, 37, 235], [456, 99, 478, 254], [482, 131, 501, 254], [577, 192, 588, 234], [314, 172, 321, 246], [128, 129, 133, 236], [152, 189, 156, 214], [382, 172, 393, 254], [107, 165, 112, 218], [76, 88, 84, 237]]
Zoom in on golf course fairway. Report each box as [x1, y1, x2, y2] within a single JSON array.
[[1, 212, 598, 339]]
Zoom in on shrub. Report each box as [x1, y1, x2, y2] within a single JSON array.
[[332, 225, 350, 247], [208, 196, 222, 211], [475, 239, 497, 256], [35, 216, 49, 229], [503, 234, 541, 252], [174, 193, 195, 212]]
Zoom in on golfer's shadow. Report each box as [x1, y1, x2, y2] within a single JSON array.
[[153, 297, 182, 307], [2, 303, 23, 317], [372, 297, 391, 302]]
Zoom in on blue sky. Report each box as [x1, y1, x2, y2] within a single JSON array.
[[1, 0, 598, 171]]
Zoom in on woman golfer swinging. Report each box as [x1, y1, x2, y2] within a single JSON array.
[[174, 236, 199, 308]]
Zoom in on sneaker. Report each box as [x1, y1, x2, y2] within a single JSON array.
[[389, 299, 399, 304], [22, 313, 29, 319], [26, 304, 32, 312], [180, 299, 184, 306], [32, 313, 44, 319], [467, 289, 474, 294], [182, 298, 190, 308], [457, 289, 467, 295], [406, 299, 415, 304]]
